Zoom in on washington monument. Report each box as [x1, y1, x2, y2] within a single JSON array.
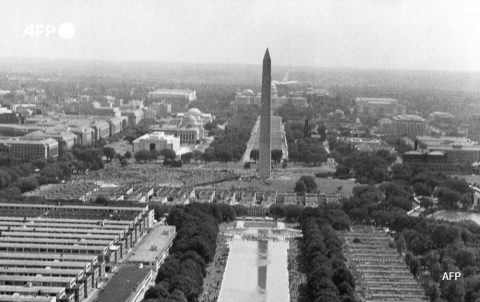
[[259, 48, 271, 178]]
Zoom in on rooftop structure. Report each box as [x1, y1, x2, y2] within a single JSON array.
[[126, 225, 175, 271]]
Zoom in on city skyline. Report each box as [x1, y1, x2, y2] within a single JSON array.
[[0, 0, 480, 71]]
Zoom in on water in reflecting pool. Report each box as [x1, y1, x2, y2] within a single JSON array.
[[431, 210, 480, 225], [218, 239, 290, 302]]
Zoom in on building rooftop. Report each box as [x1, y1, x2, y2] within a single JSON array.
[[0, 286, 65, 295], [0, 252, 98, 262], [95, 266, 152, 302], [0, 295, 55, 302], [393, 114, 426, 122], [133, 132, 179, 143], [356, 97, 398, 104], [128, 225, 175, 263], [149, 89, 194, 94]]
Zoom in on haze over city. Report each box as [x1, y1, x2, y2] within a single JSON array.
[[1, 0, 480, 71], [1, 2, 480, 302]]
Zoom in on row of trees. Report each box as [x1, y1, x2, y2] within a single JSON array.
[[134, 149, 176, 163], [300, 205, 355, 302], [208, 106, 258, 162], [143, 203, 237, 302], [249, 149, 283, 164]]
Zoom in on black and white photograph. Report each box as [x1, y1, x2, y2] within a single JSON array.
[[0, 1, 479, 302]]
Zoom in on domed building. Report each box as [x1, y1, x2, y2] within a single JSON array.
[[181, 114, 199, 128], [186, 108, 202, 119], [150, 108, 214, 145]]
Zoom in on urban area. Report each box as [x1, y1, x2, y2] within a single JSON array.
[[1, 3, 480, 302]]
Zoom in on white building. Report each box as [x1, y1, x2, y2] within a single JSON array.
[[133, 132, 180, 154], [147, 89, 197, 102]]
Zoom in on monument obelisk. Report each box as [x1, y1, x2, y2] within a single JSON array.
[[259, 49, 271, 178]]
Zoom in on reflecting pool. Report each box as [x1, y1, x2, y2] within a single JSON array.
[[431, 210, 480, 225], [218, 238, 290, 302]]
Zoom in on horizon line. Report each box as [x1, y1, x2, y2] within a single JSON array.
[[0, 56, 479, 74]]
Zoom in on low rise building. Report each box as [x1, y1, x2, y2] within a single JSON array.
[[356, 97, 406, 124], [380, 115, 427, 138], [147, 89, 197, 102], [0, 137, 58, 159], [132, 132, 180, 154]]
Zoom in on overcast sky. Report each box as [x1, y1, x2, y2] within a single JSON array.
[[1, 0, 480, 71]]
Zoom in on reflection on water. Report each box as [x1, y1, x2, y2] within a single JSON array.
[[258, 241, 268, 290], [431, 210, 480, 225], [218, 237, 290, 302]]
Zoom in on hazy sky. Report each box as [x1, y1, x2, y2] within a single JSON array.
[[1, 0, 480, 71]]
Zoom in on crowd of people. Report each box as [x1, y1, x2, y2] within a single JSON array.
[[287, 239, 306, 302], [199, 235, 231, 302], [74, 160, 238, 188]]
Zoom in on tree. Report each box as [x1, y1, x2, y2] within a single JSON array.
[[203, 147, 215, 163], [250, 149, 259, 163], [120, 158, 129, 168], [161, 149, 176, 161], [216, 148, 232, 162], [134, 150, 151, 162], [295, 180, 307, 195], [391, 163, 411, 181], [372, 167, 387, 183], [335, 165, 350, 179], [13, 177, 38, 193], [413, 183, 430, 196], [204, 122, 216, 131], [103, 147, 116, 162], [94, 196, 108, 204], [144, 284, 169, 300], [441, 279, 466, 302], [299, 175, 317, 193], [124, 151, 132, 159], [171, 160, 183, 167], [438, 188, 461, 209], [192, 150, 203, 163], [409, 257, 420, 279], [271, 149, 283, 164], [420, 198, 434, 208], [150, 150, 161, 161], [269, 204, 286, 218], [395, 234, 406, 255], [181, 152, 194, 164]]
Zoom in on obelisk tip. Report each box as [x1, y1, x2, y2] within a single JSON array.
[[264, 48, 270, 60]]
